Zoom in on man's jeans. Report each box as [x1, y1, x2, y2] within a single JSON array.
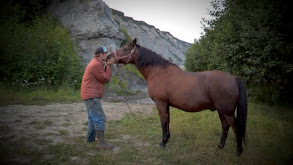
[[84, 98, 106, 142]]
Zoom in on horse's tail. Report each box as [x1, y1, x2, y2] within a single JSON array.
[[235, 77, 248, 145]]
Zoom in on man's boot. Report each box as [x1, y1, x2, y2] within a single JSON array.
[[96, 130, 114, 149]]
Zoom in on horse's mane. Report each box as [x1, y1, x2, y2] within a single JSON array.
[[136, 44, 171, 68]]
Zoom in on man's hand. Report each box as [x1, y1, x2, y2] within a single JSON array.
[[106, 57, 115, 66]]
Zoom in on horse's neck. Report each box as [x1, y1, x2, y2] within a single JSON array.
[[136, 66, 153, 81], [131, 56, 153, 81], [135, 64, 181, 81]]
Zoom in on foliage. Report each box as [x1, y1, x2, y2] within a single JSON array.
[[185, 0, 293, 102], [122, 65, 144, 80], [0, 15, 82, 87], [106, 75, 129, 95], [0, 0, 50, 21]]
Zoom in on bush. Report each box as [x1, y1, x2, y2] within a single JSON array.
[[106, 75, 128, 95], [185, 0, 293, 103], [122, 65, 144, 80], [119, 27, 132, 46], [0, 15, 82, 88]]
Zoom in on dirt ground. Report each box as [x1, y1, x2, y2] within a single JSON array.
[[0, 99, 155, 164]]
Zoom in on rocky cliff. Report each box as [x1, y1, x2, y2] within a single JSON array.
[[112, 9, 191, 66], [48, 0, 191, 67], [48, 0, 125, 65], [48, 0, 191, 96]]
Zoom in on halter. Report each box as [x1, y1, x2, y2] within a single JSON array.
[[113, 45, 136, 67], [112, 45, 139, 123]]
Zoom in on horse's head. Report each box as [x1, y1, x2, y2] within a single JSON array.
[[108, 38, 138, 66]]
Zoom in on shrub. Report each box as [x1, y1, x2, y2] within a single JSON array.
[[119, 27, 132, 46], [0, 15, 82, 88], [185, 0, 293, 103], [122, 65, 144, 80], [106, 75, 129, 95]]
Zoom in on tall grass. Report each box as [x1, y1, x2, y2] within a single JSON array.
[[0, 84, 81, 105], [103, 103, 292, 164], [0, 89, 291, 164]]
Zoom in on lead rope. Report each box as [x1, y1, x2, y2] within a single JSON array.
[[115, 67, 140, 123]]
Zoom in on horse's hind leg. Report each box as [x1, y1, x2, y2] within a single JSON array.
[[222, 114, 243, 156], [156, 101, 170, 147], [218, 112, 230, 149]]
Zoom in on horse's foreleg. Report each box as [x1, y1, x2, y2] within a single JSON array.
[[156, 101, 170, 147], [218, 112, 230, 149]]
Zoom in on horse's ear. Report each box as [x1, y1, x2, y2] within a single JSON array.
[[132, 38, 137, 45]]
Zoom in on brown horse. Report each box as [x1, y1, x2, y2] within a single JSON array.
[[108, 38, 247, 156]]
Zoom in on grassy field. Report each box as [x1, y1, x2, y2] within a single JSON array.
[[1, 101, 292, 164], [103, 103, 292, 164], [0, 84, 81, 106], [0, 84, 292, 164]]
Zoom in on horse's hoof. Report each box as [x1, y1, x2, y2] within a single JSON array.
[[218, 144, 224, 149], [237, 148, 243, 156], [236, 151, 242, 157], [159, 142, 165, 148]]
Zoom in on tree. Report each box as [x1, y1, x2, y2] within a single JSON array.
[[185, 0, 293, 102], [0, 1, 82, 88]]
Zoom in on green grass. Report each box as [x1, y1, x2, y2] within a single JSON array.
[[0, 84, 81, 106], [105, 103, 293, 164], [2, 102, 291, 164], [0, 83, 292, 164], [29, 120, 54, 130], [58, 130, 69, 135]]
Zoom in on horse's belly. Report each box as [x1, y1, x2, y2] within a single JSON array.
[[167, 83, 213, 112], [169, 98, 213, 112]]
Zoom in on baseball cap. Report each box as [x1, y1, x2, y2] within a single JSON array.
[[94, 46, 107, 55]]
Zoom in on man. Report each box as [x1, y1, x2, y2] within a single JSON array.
[[81, 46, 115, 149]]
